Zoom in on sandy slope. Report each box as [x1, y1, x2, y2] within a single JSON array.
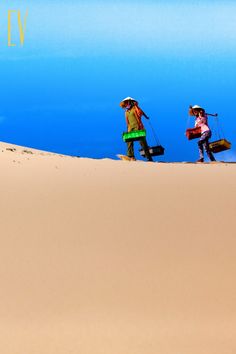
[[0, 141, 235, 354]]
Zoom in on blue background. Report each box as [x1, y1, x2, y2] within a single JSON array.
[[0, 0, 235, 161]]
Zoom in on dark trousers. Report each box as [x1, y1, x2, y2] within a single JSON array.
[[198, 131, 215, 161], [127, 138, 153, 161]]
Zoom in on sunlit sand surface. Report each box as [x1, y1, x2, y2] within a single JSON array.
[[0, 141, 235, 354]]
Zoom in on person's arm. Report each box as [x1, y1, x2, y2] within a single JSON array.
[[195, 117, 200, 127], [133, 107, 144, 129], [125, 111, 131, 132], [189, 106, 194, 116], [206, 112, 218, 117], [135, 103, 149, 119]]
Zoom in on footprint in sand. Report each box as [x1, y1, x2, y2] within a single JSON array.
[[22, 150, 33, 154]]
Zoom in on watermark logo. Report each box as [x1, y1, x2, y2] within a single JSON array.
[[8, 10, 28, 46]]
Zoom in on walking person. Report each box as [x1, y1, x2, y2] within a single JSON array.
[[120, 97, 153, 161], [189, 105, 216, 163]]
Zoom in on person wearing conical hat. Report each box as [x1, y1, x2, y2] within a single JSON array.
[[120, 97, 153, 161], [189, 105, 216, 163]]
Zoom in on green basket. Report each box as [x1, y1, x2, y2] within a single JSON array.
[[122, 130, 146, 142]]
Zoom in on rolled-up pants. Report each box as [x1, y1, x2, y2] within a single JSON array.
[[198, 130, 215, 161], [127, 131, 153, 161]]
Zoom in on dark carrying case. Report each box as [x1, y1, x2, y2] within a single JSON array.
[[139, 145, 165, 157]]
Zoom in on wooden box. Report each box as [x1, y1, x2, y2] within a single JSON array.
[[209, 139, 231, 153], [186, 127, 201, 140]]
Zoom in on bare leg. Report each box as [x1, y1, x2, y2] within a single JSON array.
[[140, 138, 153, 161]]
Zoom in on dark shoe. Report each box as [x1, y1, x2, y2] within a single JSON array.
[[196, 158, 204, 163]]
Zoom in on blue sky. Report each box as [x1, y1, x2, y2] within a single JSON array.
[[0, 0, 235, 161]]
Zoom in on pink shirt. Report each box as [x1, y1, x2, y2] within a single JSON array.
[[195, 115, 210, 133]]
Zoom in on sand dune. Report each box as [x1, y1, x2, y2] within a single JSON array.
[[0, 141, 235, 354]]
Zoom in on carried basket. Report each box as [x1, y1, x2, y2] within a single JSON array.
[[139, 145, 165, 157], [185, 127, 201, 140], [209, 115, 232, 154], [139, 120, 165, 158], [209, 139, 231, 153], [122, 130, 146, 142]]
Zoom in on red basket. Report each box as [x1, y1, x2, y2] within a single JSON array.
[[186, 127, 201, 140]]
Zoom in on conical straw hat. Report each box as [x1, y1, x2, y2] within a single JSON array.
[[120, 97, 138, 108], [189, 105, 204, 116], [192, 105, 203, 110]]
